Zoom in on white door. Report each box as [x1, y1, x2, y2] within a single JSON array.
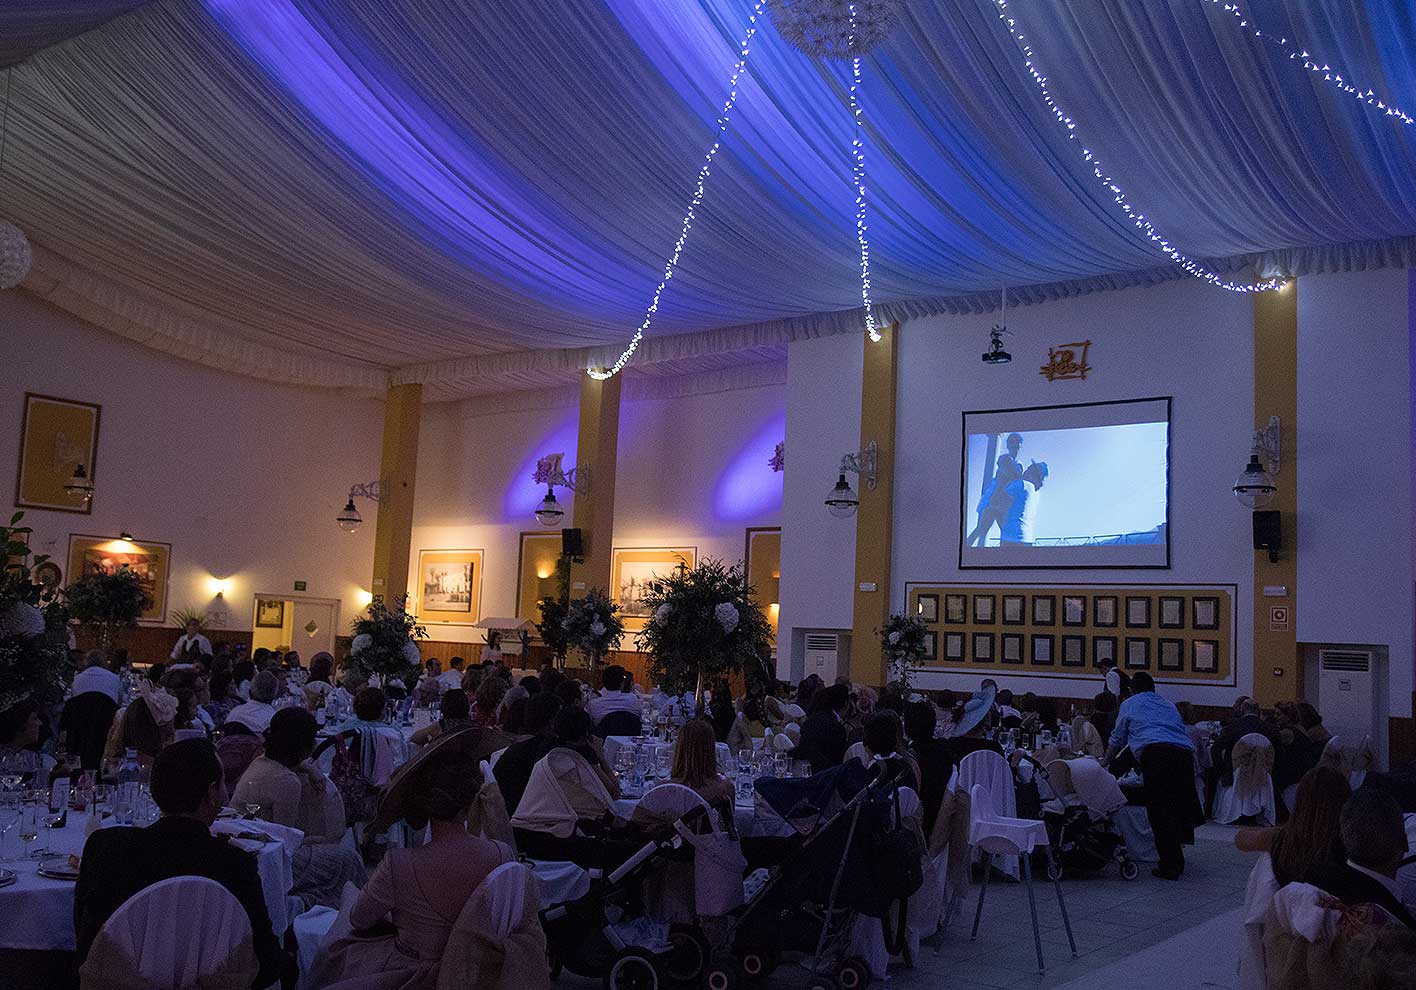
[[288, 599, 338, 658]]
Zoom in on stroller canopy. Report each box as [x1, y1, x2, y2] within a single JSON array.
[[755, 761, 871, 835], [509, 747, 613, 838]]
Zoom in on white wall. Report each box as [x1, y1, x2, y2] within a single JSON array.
[[778, 332, 864, 680], [0, 291, 384, 644], [1298, 268, 1415, 720]]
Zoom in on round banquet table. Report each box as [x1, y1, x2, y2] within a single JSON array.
[[611, 781, 791, 839], [0, 812, 299, 951], [603, 736, 731, 770]]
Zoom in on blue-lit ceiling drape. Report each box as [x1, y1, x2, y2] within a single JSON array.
[[2, 0, 1413, 396]]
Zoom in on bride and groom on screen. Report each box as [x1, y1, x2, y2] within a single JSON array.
[[966, 432, 1049, 548]]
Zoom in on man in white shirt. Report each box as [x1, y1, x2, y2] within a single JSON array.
[[436, 656, 466, 691], [998, 462, 1048, 546], [69, 650, 123, 705], [588, 666, 642, 725], [224, 671, 280, 734], [170, 620, 213, 662]]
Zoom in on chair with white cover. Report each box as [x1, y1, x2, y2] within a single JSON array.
[[844, 741, 867, 764], [1213, 733, 1277, 825], [1318, 735, 1375, 792], [1068, 717, 1105, 759], [966, 784, 1077, 974], [436, 861, 551, 990], [953, 750, 1020, 881], [1236, 853, 1279, 990], [78, 876, 259, 990]]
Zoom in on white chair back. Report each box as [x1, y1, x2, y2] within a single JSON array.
[[844, 741, 867, 764], [436, 861, 550, 990], [79, 876, 256, 990], [954, 750, 1015, 817], [636, 782, 710, 823], [1237, 853, 1279, 990], [1232, 733, 1275, 805], [1319, 734, 1375, 790]]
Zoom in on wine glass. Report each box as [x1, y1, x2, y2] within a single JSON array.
[[19, 798, 44, 861], [0, 751, 37, 792], [243, 802, 261, 820]]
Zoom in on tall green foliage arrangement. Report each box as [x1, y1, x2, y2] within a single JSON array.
[[535, 554, 573, 663], [349, 594, 426, 681], [879, 612, 928, 691], [0, 513, 72, 713], [65, 561, 150, 651], [560, 588, 624, 670]]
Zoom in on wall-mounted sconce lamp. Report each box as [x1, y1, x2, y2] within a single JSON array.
[[1233, 416, 1280, 508], [825, 441, 877, 518], [532, 453, 583, 527], [336, 480, 388, 533]]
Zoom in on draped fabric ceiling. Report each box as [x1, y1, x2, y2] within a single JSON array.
[[2, 0, 1414, 399]]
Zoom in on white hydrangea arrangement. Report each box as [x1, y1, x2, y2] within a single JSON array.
[[348, 594, 426, 682], [561, 589, 624, 670]]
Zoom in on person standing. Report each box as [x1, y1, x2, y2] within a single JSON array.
[[998, 462, 1048, 546], [1103, 672, 1201, 880], [169, 618, 213, 662], [967, 433, 1025, 547]]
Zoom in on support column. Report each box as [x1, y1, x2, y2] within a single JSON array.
[[851, 323, 899, 686], [569, 374, 622, 595], [371, 383, 422, 605], [1252, 283, 1298, 707]]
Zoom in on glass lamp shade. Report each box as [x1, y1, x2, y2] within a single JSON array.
[[335, 499, 363, 532], [1233, 454, 1277, 508], [534, 486, 564, 527], [63, 463, 93, 496], [824, 474, 859, 518]]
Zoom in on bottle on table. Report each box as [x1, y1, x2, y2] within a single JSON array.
[[114, 749, 142, 826]]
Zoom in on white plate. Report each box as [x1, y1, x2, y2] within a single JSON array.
[[37, 858, 80, 880], [0, 868, 15, 888]]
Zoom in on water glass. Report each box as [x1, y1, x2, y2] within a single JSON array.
[[654, 748, 672, 780], [737, 749, 755, 775], [20, 798, 45, 860], [92, 784, 114, 822], [773, 754, 789, 778], [792, 759, 811, 779]]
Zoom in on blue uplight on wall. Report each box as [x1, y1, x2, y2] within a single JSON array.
[[714, 412, 786, 521]]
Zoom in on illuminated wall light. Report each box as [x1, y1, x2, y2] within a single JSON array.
[[1201, 0, 1412, 126], [536, 565, 554, 580], [207, 576, 232, 598], [991, 0, 1284, 295], [589, 1, 766, 381], [355, 588, 373, 609]]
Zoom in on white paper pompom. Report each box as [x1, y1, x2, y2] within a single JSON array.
[[0, 602, 46, 639], [654, 603, 672, 628], [714, 602, 740, 634], [888, 630, 901, 645], [589, 619, 607, 638], [351, 633, 372, 655]]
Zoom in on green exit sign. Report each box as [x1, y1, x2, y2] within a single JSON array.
[[293, 581, 307, 592]]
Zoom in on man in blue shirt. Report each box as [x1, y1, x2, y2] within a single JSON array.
[[1104, 672, 1201, 880]]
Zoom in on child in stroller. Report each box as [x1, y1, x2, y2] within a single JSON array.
[[1019, 752, 1139, 881]]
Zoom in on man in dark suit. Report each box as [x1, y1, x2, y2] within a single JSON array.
[[1303, 788, 1414, 929], [794, 683, 851, 773], [74, 739, 294, 987]]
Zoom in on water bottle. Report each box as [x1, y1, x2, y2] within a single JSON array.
[[1059, 723, 1072, 752], [115, 749, 141, 826], [762, 725, 774, 763]]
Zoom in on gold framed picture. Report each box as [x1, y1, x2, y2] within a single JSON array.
[[66, 534, 171, 624], [416, 549, 484, 625], [516, 532, 564, 623], [16, 393, 101, 514], [612, 546, 697, 633], [255, 598, 286, 628]]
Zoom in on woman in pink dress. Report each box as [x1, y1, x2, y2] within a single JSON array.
[[309, 751, 514, 989]]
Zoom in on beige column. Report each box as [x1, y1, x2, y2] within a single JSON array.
[[370, 383, 422, 605], [568, 374, 622, 594], [850, 323, 900, 686]]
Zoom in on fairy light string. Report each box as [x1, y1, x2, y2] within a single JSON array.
[[848, 4, 880, 342], [589, 1, 766, 380]]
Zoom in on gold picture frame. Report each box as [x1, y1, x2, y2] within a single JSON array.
[[16, 393, 101, 514], [611, 546, 697, 633], [516, 532, 565, 624], [415, 549, 485, 626], [66, 534, 171, 624]]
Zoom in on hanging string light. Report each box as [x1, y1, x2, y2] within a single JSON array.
[[0, 69, 33, 291], [588, 2, 766, 381], [990, 0, 1283, 294], [1202, 0, 1413, 126], [847, 4, 879, 342]]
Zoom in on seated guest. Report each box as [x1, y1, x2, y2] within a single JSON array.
[[1294, 702, 1331, 747], [232, 659, 256, 700], [794, 683, 851, 773], [707, 680, 736, 743], [415, 659, 444, 704], [410, 688, 476, 746], [0, 699, 54, 786], [494, 693, 563, 815], [1212, 699, 1274, 784], [670, 718, 734, 809], [437, 656, 466, 691], [69, 650, 123, 704], [232, 708, 365, 908], [497, 684, 530, 727], [1089, 690, 1119, 742], [947, 687, 1005, 762], [587, 665, 640, 725], [1235, 766, 1350, 886], [472, 677, 508, 727], [107, 685, 177, 766], [905, 700, 955, 839], [74, 739, 292, 988], [224, 670, 281, 734], [308, 752, 514, 990], [303, 652, 336, 709], [501, 695, 529, 735], [554, 677, 585, 713], [995, 689, 1022, 724], [1303, 788, 1414, 929], [203, 663, 243, 726], [727, 695, 768, 755], [163, 666, 213, 737], [862, 711, 919, 792]]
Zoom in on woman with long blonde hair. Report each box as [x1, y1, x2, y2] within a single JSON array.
[[671, 718, 734, 807]]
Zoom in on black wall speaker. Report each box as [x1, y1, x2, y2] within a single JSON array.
[[1253, 510, 1282, 563], [561, 527, 584, 558]]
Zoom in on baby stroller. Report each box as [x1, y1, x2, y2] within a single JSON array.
[[705, 760, 924, 990], [1023, 754, 1139, 882]]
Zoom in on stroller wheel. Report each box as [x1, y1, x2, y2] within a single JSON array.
[[835, 956, 871, 990], [1119, 859, 1140, 882], [606, 948, 661, 990], [703, 961, 736, 990], [1046, 862, 1063, 882], [736, 945, 779, 983], [664, 926, 711, 986]]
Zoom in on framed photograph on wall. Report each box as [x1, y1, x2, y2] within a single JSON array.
[[1062, 595, 1086, 627], [1061, 635, 1087, 667], [1001, 594, 1025, 625], [944, 594, 967, 624], [516, 532, 564, 623], [66, 534, 171, 624], [612, 546, 697, 632], [16, 393, 101, 514], [916, 594, 939, 623], [1032, 595, 1056, 626], [1193, 639, 1220, 673], [971, 632, 995, 662], [1001, 633, 1024, 664], [1093, 636, 1117, 668], [1093, 596, 1118, 628], [1125, 596, 1152, 628], [972, 594, 996, 625], [1158, 596, 1185, 629], [255, 598, 285, 628], [921, 632, 938, 663], [1030, 634, 1055, 665], [416, 549, 485, 626], [1192, 597, 1220, 630], [1158, 638, 1185, 672], [1125, 637, 1151, 670], [943, 632, 965, 662]]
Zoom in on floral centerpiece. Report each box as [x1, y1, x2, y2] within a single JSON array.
[[0, 512, 72, 714], [349, 594, 426, 683], [635, 558, 773, 714], [879, 612, 928, 691], [65, 559, 151, 652], [561, 588, 623, 671]]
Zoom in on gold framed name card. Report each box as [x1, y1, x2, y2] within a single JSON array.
[[16, 394, 102, 514], [415, 549, 484, 626]]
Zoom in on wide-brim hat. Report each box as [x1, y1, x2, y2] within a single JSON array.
[[371, 725, 518, 831], [950, 683, 997, 738]]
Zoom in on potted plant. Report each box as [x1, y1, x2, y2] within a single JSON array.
[[64, 560, 151, 652], [879, 612, 928, 692], [349, 594, 426, 684], [635, 558, 773, 715], [169, 606, 208, 631], [560, 589, 623, 672], [0, 512, 72, 714]]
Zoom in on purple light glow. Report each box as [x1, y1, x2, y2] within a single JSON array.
[[713, 411, 785, 522], [504, 417, 579, 523]]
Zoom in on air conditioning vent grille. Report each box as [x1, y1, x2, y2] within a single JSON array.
[[805, 634, 838, 651], [1320, 650, 1371, 673]]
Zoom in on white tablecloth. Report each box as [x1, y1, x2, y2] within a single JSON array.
[[603, 736, 730, 769], [0, 813, 298, 951], [611, 785, 790, 839]]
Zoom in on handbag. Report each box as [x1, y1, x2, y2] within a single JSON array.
[[329, 732, 379, 826], [857, 781, 926, 918]]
